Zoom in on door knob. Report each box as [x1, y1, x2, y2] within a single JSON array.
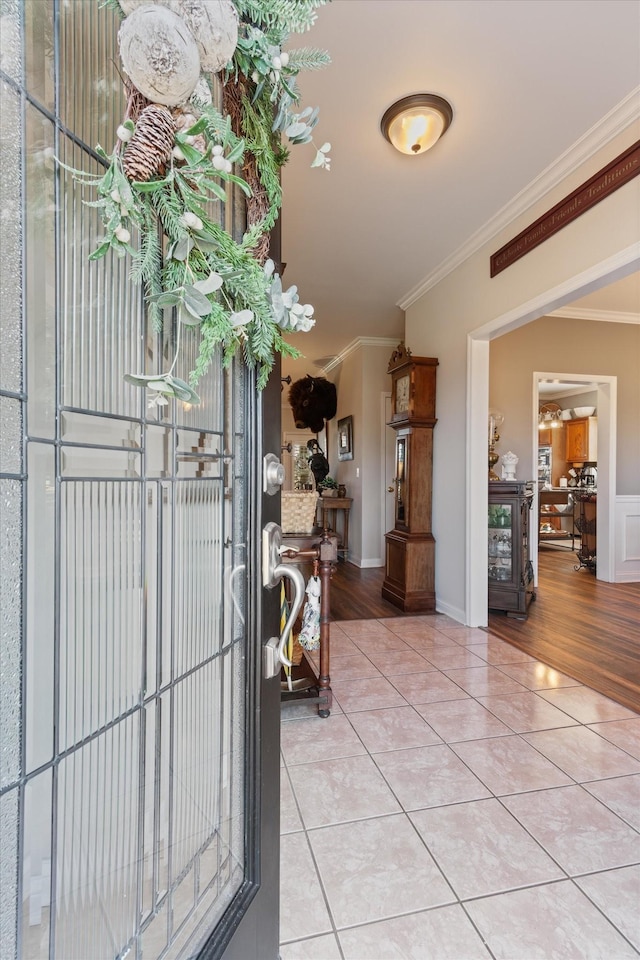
[[263, 453, 285, 495], [387, 485, 395, 492]]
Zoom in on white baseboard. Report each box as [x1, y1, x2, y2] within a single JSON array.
[[434, 597, 467, 626], [615, 496, 640, 582], [347, 557, 383, 568]]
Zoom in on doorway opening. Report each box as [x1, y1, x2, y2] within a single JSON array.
[[466, 243, 639, 627], [531, 373, 616, 587]]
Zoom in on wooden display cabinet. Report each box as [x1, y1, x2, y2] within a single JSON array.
[[488, 481, 535, 618], [382, 344, 438, 612]]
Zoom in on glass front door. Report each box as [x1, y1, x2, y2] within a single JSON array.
[[0, 3, 281, 957]]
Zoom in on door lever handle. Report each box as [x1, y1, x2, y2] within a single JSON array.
[[262, 521, 306, 678], [272, 561, 305, 668]]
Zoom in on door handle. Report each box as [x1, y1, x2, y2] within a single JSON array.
[[225, 561, 246, 625], [263, 453, 285, 495], [262, 521, 306, 678], [387, 485, 395, 492]]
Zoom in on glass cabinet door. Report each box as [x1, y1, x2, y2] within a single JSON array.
[[395, 436, 407, 526], [488, 502, 513, 582]]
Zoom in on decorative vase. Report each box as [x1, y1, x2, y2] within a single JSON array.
[[337, 484, 346, 498]]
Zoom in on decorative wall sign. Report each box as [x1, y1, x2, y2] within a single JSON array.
[[490, 139, 640, 277]]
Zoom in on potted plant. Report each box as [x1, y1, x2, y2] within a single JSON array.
[[319, 476, 338, 497]]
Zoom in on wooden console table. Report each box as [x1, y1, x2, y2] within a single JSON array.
[[280, 530, 337, 717], [316, 496, 352, 561]]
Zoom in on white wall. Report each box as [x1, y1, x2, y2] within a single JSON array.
[[405, 127, 640, 622]]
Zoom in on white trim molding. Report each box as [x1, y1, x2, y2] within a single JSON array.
[[550, 307, 640, 324], [399, 87, 640, 311], [322, 337, 399, 374], [615, 496, 640, 582], [434, 598, 466, 626]]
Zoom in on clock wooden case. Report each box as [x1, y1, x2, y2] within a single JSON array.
[[383, 344, 438, 612], [389, 344, 437, 425]]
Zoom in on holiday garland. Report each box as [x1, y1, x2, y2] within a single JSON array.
[[63, 0, 330, 403]]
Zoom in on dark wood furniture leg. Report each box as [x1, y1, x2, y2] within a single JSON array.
[[280, 531, 336, 717], [317, 550, 333, 717]]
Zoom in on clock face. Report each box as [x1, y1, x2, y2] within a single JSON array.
[[395, 375, 410, 413]]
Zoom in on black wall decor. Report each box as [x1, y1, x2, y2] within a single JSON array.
[[288, 375, 337, 432]]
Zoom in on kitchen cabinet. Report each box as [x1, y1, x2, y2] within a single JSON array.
[[488, 481, 535, 618], [566, 417, 597, 463]]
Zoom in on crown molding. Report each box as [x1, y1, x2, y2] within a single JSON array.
[[322, 336, 399, 373], [549, 307, 640, 324], [399, 86, 640, 311]]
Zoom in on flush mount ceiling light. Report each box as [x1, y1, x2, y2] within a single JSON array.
[[380, 93, 453, 155]]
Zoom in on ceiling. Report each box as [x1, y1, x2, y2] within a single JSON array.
[[278, 0, 640, 381]]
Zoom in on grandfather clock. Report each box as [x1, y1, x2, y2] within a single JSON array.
[[382, 344, 438, 612]]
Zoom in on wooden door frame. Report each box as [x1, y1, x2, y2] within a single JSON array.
[[380, 391, 393, 563]]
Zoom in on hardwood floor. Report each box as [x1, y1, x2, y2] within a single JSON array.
[[329, 562, 415, 621], [329, 550, 640, 713], [489, 545, 640, 713]]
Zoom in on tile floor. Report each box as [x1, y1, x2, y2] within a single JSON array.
[[279, 615, 640, 960]]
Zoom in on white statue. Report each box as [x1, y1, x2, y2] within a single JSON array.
[[501, 450, 519, 480]]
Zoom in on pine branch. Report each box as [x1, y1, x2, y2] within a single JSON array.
[[232, 0, 329, 34], [285, 47, 331, 72], [153, 188, 186, 241], [130, 206, 160, 285], [191, 304, 230, 384], [163, 257, 187, 295], [132, 207, 164, 331], [194, 103, 243, 154]]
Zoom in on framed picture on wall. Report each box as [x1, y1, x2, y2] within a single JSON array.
[[316, 424, 327, 458], [337, 416, 353, 461]]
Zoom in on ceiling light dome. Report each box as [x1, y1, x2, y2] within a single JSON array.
[[380, 94, 453, 155]]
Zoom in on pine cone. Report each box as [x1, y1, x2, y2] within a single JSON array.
[[123, 104, 176, 182]]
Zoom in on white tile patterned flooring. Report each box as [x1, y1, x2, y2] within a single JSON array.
[[279, 615, 640, 960]]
